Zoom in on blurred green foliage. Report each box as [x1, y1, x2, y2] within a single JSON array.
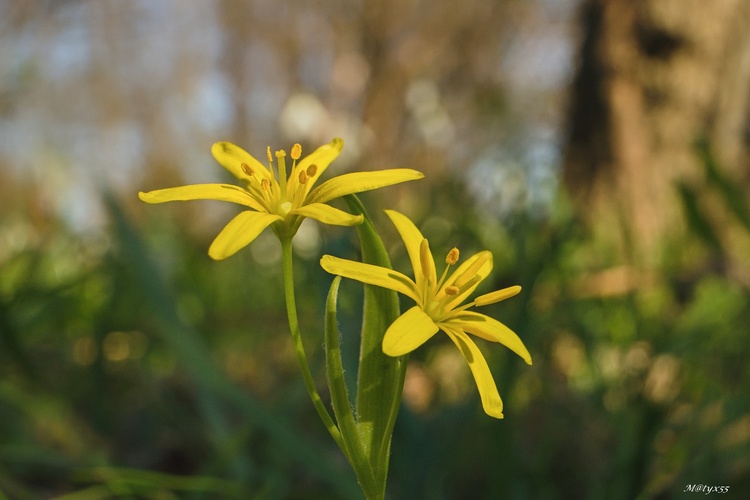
[[2, 148, 750, 499]]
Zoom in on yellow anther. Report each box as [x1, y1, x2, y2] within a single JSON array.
[[446, 248, 459, 265], [306, 164, 318, 177], [291, 143, 302, 160], [261, 178, 270, 190], [445, 285, 459, 295], [266, 146, 273, 164], [241, 162, 254, 176], [298, 170, 308, 184]]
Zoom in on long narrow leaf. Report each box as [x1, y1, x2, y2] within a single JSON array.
[[324, 276, 376, 494], [344, 195, 406, 485]]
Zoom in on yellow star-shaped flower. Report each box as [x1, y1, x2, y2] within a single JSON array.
[[139, 139, 423, 259], [320, 210, 531, 418]]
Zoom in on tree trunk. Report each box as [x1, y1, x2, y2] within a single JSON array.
[[564, 0, 750, 265]]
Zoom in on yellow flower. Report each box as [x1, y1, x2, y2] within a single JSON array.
[[139, 139, 423, 260], [320, 210, 531, 418]]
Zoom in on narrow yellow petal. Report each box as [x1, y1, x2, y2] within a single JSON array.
[[419, 239, 437, 285], [446, 311, 532, 365], [443, 327, 504, 419], [384, 209, 428, 287], [320, 255, 420, 303], [211, 142, 272, 182], [138, 184, 266, 212], [453, 251, 491, 288], [474, 285, 522, 306], [382, 306, 439, 356], [308, 169, 424, 204], [208, 211, 282, 260], [290, 203, 363, 226]]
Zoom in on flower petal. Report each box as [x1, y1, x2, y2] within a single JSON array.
[[320, 255, 419, 302], [382, 306, 439, 356], [208, 211, 282, 260], [443, 327, 504, 419], [418, 238, 437, 286], [308, 169, 424, 204], [291, 138, 344, 197], [139, 184, 266, 212], [212, 142, 272, 182], [384, 209, 428, 287], [446, 311, 532, 365], [474, 285, 522, 306], [290, 203, 363, 226]]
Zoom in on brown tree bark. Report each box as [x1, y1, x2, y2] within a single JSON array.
[[564, 0, 750, 265]]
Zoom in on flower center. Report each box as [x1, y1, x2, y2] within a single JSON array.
[[279, 201, 293, 215], [423, 246, 461, 320], [428, 247, 492, 319], [250, 142, 308, 218]]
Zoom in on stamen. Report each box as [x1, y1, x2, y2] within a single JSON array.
[[291, 170, 309, 207], [436, 247, 459, 291], [473, 285, 522, 306], [440, 274, 481, 310], [275, 150, 288, 196], [306, 164, 318, 177], [241, 162, 254, 176], [446, 248, 459, 265], [291, 143, 302, 160], [256, 178, 272, 203], [266, 146, 276, 182]]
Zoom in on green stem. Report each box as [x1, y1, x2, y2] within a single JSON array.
[[376, 353, 409, 481], [279, 236, 346, 456]]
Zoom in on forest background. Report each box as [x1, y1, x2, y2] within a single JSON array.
[[1, 1, 749, 498]]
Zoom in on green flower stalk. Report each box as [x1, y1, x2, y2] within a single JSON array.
[[139, 139, 422, 498], [139, 138, 532, 497]]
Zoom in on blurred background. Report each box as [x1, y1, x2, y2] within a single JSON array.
[[2, 0, 750, 498]]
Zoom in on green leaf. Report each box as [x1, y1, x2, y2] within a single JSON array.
[[324, 276, 377, 495], [344, 195, 406, 489]]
